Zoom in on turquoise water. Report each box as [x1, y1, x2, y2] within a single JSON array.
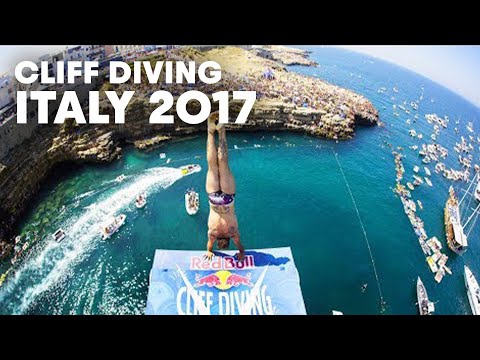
[[1, 47, 480, 314]]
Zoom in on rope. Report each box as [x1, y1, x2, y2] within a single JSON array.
[[331, 148, 387, 313], [163, 142, 387, 311]]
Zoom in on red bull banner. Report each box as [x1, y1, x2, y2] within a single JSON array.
[[145, 247, 307, 315]]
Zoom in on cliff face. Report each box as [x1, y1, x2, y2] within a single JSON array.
[[0, 46, 380, 257]]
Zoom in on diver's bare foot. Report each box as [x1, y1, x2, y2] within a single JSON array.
[[208, 112, 219, 134]]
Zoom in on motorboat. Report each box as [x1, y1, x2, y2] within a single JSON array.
[[101, 214, 126, 240], [413, 165, 420, 173], [115, 174, 126, 183], [180, 164, 202, 177], [424, 167, 431, 176], [52, 228, 66, 242], [135, 193, 147, 209], [417, 277, 434, 315], [464, 265, 480, 315], [185, 189, 199, 215], [159, 153, 167, 159], [166, 158, 171, 164], [424, 178, 433, 187], [417, 200, 423, 210]]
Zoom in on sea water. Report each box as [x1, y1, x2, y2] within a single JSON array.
[[1, 47, 480, 314]]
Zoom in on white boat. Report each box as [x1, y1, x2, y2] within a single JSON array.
[[234, 145, 239, 150], [180, 164, 201, 177], [135, 193, 147, 209], [424, 178, 433, 187], [185, 189, 199, 215], [417, 277, 434, 315], [101, 214, 126, 240], [159, 153, 167, 159], [115, 174, 126, 183], [332, 310, 343, 315], [464, 265, 480, 315], [407, 182, 415, 191], [414, 165, 420, 173], [475, 181, 480, 202], [417, 200, 423, 210], [166, 158, 171, 164], [424, 167, 431, 176], [413, 175, 424, 185], [52, 228, 66, 242]]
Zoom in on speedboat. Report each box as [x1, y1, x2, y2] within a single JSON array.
[[332, 310, 343, 315], [424, 167, 431, 176], [159, 153, 167, 159], [407, 182, 415, 191], [413, 165, 420, 173], [101, 214, 126, 240], [180, 164, 201, 177], [166, 158, 171, 164], [424, 178, 433, 187], [185, 189, 200, 215], [417, 200, 423, 210], [115, 174, 126, 183], [417, 277, 434, 315], [135, 193, 147, 209], [52, 228, 66, 242], [464, 265, 480, 315]]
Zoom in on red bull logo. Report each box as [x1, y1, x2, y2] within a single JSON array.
[[194, 270, 253, 290], [190, 255, 255, 270], [194, 273, 221, 288]]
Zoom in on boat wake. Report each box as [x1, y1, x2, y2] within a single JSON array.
[[0, 166, 184, 314]]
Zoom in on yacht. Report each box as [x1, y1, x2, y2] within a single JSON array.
[[185, 189, 200, 215], [101, 214, 126, 240], [464, 265, 480, 315], [417, 277, 435, 315], [444, 186, 468, 254], [52, 229, 66, 242]]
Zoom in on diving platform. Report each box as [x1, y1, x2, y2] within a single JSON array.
[[145, 247, 307, 315]]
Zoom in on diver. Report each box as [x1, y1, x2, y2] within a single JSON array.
[[204, 111, 245, 261]]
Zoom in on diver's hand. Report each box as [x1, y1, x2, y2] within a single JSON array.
[[235, 251, 245, 261], [203, 251, 215, 261]]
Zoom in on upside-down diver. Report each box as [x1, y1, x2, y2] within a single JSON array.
[[204, 111, 245, 261]]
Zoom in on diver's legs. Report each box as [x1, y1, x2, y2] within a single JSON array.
[[206, 116, 220, 193], [217, 127, 236, 194]]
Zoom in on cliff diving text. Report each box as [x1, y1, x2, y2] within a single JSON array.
[[14, 60, 256, 125]]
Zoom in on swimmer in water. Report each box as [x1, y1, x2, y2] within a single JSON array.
[[204, 111, 245, 261]]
